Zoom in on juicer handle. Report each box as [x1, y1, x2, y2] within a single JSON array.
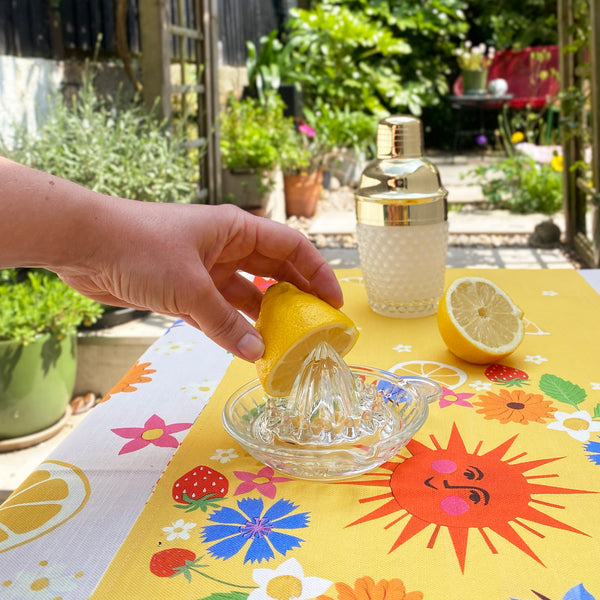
[[398, 376, 443, 404]]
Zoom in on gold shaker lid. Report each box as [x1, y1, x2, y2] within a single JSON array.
[[376, 115, 423, 158], [356, 115, 448, 226]]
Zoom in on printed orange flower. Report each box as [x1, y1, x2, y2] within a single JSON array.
[[318, 576, 423, 600], [473, 388, 555, 424], [99, 361, 156, 402]]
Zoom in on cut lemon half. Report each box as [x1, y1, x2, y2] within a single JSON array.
[[437, 277, 524, 364], [255, 282, 358, 397]]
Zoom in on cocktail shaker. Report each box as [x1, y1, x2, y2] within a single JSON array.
[[356, 115, 448, 318]]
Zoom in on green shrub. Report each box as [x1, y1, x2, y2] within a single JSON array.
[[284, 0, 467, 116], [0, 270, 103, 345], [220, 92, 298, 171], [469, 154, 563, 214], [2, 67, 198, 204]]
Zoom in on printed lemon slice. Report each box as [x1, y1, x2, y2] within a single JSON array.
[[390, 360, 467, 390], [255, 282, 358, 397], [0, 460, 90, 553], [437, 277, 524, 364]]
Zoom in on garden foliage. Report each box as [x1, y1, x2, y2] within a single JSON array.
[[0, 270, 102, 344], [469, 154, 563, 215], [284, 0, 468, 117], [2, 67, 198, 204]]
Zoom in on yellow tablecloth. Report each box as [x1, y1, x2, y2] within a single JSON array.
[[3, 269, 600, 600]]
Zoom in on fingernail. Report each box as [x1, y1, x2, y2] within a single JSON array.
[[238, 332, 265, 362]]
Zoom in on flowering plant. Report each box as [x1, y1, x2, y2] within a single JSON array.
[[280, 106, 378, 178], [456, 41, 495, 71], [280, 119, 326, 177]]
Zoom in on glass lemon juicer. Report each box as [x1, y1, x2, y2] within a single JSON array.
[[223, 342, 441, 480]]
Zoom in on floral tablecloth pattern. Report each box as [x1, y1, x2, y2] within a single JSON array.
[[2, 269, 600, 600]]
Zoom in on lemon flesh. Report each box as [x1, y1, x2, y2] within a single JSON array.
[[255, 282, 358, 397], [436, 277, 523, 364]]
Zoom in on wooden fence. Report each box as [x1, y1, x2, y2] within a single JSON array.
[[0, 0, 291, 65]]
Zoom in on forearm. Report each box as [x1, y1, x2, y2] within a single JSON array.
[[0, 156, 109, 271]]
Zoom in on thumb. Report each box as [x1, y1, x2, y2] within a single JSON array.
[[191, 288, 265, 362]]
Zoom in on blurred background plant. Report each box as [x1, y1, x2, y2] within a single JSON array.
[[465, 0, 558, 50], [1, 64, 198, 204], [455, 41, 495, 71], [220, 91, 297, 173], [283, 0, 467, 118], [468, 153, 563, 214], [0, 270, 102, 345], [246, 0, 561, 151]]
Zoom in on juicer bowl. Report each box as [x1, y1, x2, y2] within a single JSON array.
[[222, 365, 441, 480]]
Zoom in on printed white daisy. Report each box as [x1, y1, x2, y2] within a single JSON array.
[[162, 519, 196, 541], [248, 557, 331, 600], [591, 382, 600, 391], [392, 344, 412, 353], [211, 448, 239, 463], [1, 562, 79, 599], [152, 340, 196, 356], [469, 380, 492, 392], [542, 290, 558, 296], [547, 410, 600, 442], [524, 355, 548, 365], [179, 379, 219, 401]]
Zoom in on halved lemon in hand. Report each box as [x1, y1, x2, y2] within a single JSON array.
[[436, 277, 523, 364], [255, 282, 358, 397]]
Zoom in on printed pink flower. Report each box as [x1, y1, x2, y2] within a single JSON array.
[[438, 386, 474, 409], [298, 123, 316, 138], [111, 414, 192, 455], [233, 466, 292, 498]]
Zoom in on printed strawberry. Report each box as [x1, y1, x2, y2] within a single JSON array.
[[485, 364, 529, 387], [149, 548, 253, 588], [172, 465, 229, 512], [150, 548, 197, 578]]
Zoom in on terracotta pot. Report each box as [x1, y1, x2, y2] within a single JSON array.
[[284, 171, 323, 218]]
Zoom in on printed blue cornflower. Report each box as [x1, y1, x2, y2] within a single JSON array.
[[563, 583, 596, 600], [584, 440, 600, 465], [201, 497, 308, 563], [376, 379, 408, 405]]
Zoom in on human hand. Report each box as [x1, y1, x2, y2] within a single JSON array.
[[58, 200, 343, 362]]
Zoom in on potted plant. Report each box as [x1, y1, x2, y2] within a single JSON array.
[[220, 92, 297, 216], [456, 41, 496, 95], [0, 270, 102, 448], [280, 120, 325, 218], [281, 104, 378, 218]]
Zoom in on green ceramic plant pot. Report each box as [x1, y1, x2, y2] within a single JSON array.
[[462, 69, 488, 95], [0, 333, 77, 439]]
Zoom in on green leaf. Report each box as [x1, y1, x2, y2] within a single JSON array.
[[593, 403, 600, 420], [199, 594, 249, 600], [539, 374, 587, 407]]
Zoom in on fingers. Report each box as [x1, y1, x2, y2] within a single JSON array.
[[237, 215, 344, 308], [217, 271, 264, 321], [189, 275, 265, 362]]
